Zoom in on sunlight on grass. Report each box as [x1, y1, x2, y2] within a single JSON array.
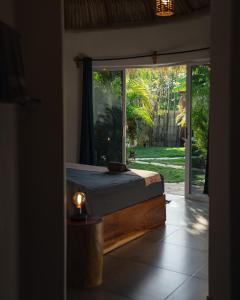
[[127, 147, 206, 187], [129, 162, 185, 183], [134, 147, 185, 158], [146, 158, 185, 166]]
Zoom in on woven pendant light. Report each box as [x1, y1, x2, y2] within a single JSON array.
[[156, 0, 174, 17]]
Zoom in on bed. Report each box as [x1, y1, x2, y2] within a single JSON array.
[[66, 163, 166, 253]]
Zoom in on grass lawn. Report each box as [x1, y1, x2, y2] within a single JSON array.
[[134, 147, 185, 158], [128, 147, 205, 186], [192, 170, 206, 186], [140, 157, 205, 168], [146, 158, 185, 166], [129, 162, 185, 183]]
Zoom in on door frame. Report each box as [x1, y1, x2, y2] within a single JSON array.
[[93, 60, 210, 201], [185, 62, 210, 202]]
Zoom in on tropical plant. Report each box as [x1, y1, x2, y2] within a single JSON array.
[[191, 65, 210, 158], [125, 66, 188, 147], [174, 65, 210, 157], [126, 76, 154, 146], [175, 92, 186, 128]]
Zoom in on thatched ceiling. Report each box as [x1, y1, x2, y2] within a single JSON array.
[[64, 0, 210, 31]]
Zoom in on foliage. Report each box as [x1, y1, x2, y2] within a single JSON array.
[[93, 67, 188, 148], [172, 74, 186, 93], [126, 66, 186, 146], [191, 65, 210, 158], [93, 66, 210, 163], [126, 76, 153, 146], [93, 71, 122, 97], [174, 65, 210, 158], [175, 100, 186, 128], [175, 89, 187, 129]]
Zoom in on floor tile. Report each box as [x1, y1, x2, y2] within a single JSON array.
[[193, 264, 208, 280], [164, 227, 208, 251], [69, 288, 132, 300], [166, 198, 209, 229], [166, 194, 185, 202], [103, 255, 124, 277], [166, 277, 208, 300], [103, 256, 188, 300], [110, 239, 207, 276], [68, 194, 209, 300], [166, 211, 189, 227], [165, 184, 185, 196], [142, 224, 180, 243]]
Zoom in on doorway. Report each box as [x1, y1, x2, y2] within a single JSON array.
[[92, 63, 210, 200]]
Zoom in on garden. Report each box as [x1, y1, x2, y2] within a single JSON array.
[[128, 146, 205, 186], [93, 65, 210, 190], [126, 65, 210, 189]]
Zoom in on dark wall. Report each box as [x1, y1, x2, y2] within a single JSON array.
[[0, 104, 20, 300], [0, 3, 19, 300], [230, 1, 240, 299], [209, 0, 240, 299], [15, 1, 65, 300], [0, 0, 15, 27]]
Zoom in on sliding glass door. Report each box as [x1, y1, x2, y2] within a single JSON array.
[[92, 70, 125, 166], [92, 64, 210, 201], [185, 64, 210, 200]]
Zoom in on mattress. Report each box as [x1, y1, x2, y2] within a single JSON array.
[[66, 163, 164, 216]]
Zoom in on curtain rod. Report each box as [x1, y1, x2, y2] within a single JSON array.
[[74, 46, 210, 67]]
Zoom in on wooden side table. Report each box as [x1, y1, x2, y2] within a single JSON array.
[[67, 217, 103, 289]]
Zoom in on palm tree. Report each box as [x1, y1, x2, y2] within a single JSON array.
[[126, 76, 154, 146]]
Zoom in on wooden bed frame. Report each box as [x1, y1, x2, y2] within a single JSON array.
[[66, 164, 166, 253], [103, 194, 166, 253]]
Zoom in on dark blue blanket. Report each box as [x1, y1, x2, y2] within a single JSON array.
[[67, 168, 143, 192], [66, 168, 164, 216]]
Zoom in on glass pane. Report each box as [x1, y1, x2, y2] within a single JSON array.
[[125, 66, 187, 196], [93, 71, 123, 166], [190, 65, 210, 194]]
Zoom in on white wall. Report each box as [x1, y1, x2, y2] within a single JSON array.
[[63, 12, 210, 162]]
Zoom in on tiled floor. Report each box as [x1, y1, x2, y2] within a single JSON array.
[[69, 194, 209, 300], [165, 183, 185, 196]]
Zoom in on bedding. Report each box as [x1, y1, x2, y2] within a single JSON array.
[[66, 163, 164, 216]]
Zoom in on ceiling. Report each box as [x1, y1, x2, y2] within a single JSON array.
[[64, 0, 210, 31]]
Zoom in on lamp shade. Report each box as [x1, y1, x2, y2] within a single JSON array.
[[156, 0, 174, 17]]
